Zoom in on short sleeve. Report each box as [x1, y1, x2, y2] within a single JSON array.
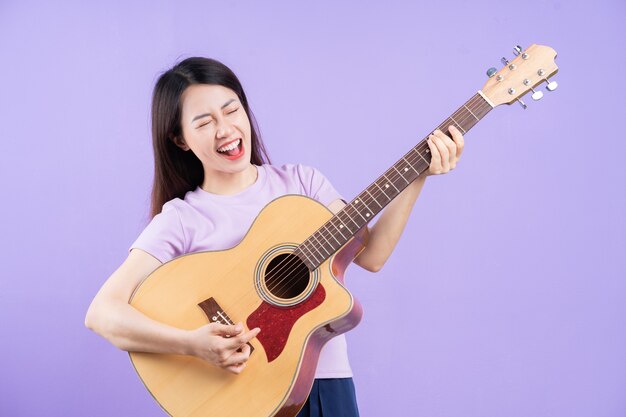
[[128, 203, 186, 263], [294, 164, 343, 206]]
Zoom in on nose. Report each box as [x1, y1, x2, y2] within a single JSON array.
[[215, 117, 235, 139]]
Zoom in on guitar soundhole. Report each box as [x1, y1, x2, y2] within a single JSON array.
[[264, 253, 310, 300]]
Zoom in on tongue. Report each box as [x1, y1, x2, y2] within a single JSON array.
[[225, 147, 239, 156]]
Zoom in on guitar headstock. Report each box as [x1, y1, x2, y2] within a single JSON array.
[[481, 44, 558, 108]]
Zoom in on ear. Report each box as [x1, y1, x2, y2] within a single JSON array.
[[171, 134, 190, 151]]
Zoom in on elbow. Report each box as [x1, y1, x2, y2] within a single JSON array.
[[84, 299, 112, 338], [84, 301, 101, 332], [354, 256, 385, 273], [364, 263, 384, 273]]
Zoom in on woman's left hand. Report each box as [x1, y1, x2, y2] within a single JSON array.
[[425, 125, 465, 176]]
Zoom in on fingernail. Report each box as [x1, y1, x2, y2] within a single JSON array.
[[235, 323, 243, 331]]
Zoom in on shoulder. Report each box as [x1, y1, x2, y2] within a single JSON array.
[[262, 163, 342, 206], [262, 163, 324, 184]]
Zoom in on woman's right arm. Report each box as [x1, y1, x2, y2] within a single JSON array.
[[84, 248, 260, 374]]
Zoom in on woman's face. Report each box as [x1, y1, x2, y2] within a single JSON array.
[[178, 84, 252, 177]]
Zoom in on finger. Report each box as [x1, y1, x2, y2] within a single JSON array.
[[225, 327, 261, 350], [235, 342, 251, 355], [431, 134, 450, 172], [214, 322, 244, 337], [433, 130, 456, 168], [447, 125, 465, 159], [427, 136, 442, 174], [226, 362, 247, 374], [221, 347, 253, 368]]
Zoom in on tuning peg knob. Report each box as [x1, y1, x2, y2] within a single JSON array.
[[545, 79, 558, 91], [486, 67, 498, 78], [530, 88, 544, 101], [513, 45, 523, 56]]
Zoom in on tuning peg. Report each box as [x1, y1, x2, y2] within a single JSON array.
[[545, 78, 558, 91], [486, 67, 498, 78], [513, 45, 523, 56], [522, 79, 543, 100], [530, 88, 544, 101], [516, 98, 527, 109], [501, 57, 510, 65]]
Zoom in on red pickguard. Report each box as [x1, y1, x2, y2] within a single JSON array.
[[247, 284, 326, 362]]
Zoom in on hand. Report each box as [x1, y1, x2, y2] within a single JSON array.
[[425, 125, 465, 176], [187, 322, 261, 374]]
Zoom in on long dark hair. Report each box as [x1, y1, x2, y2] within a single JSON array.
[[149, 57, 270, 218]]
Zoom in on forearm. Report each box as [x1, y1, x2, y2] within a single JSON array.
[[86, 299, 190, 355], [354, 175, 427, 271]]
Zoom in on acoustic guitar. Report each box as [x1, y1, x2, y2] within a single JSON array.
[[129, 44, 559, 416]]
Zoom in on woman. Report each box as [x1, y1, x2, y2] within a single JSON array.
[[85, 57, 464, 416]]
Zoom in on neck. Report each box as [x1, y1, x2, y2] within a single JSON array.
[[201, 164, 258, 195]]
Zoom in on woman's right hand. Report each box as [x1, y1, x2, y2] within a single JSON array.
[[187, 322, 261, 374]]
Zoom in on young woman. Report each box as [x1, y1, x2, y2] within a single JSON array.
[[85, 57, 464, 416]]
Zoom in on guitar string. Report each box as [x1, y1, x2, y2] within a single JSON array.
[[261, 94, 491, 299], [295, 93, 491, 264], [271, 96, 491, 298], [263, 95, 491, 300], [262, 94, 490, 298]]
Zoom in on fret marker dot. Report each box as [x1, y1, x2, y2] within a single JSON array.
[[366, 213, 370, 217], [404, 167, 409, 172], [385, 184, 390, 188], [355, 199, 359, 204], [339, 225, 344, 228]]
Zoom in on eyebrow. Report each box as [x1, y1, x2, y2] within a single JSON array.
[[191, 99, 237, 122]]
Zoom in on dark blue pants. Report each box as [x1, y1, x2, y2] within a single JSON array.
[[296, 378, 360, 417]]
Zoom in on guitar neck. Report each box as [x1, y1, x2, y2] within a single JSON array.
[[295, 92, 494, 270]]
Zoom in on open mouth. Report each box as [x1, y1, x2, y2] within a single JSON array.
[[216, 138, 244, 160]]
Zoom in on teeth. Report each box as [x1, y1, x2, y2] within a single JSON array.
[[217, 139, 241, 153]]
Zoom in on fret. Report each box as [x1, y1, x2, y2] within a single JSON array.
[[448, 116, 466, 133], [331, 217, 349, 240], [324, 224, 342, 246], [356, 200, 375, 220], [364, 189, 383, 208], [353, 197, 374, 215], [373, 181, 391, 200], [349, 204, 368, 222], [401, 156, 418, 175], [300, 247, 318, 269], [309, 234, 328, 259], [383, 173, 401, 192], [314, 234, 332, 257], [413, 147, 429, 165], [297, 92, 492, 270], [465, 104, 479, 120], [337, 210, 358, 232], [295, 248, 315, 270], [392, 166, 409, 184]]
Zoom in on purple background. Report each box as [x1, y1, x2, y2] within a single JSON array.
[[1, 1, 625, 416]]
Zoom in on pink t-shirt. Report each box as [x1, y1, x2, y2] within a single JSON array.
[[130, 163, 353, 378]]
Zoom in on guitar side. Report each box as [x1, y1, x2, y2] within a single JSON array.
[[129, 195, 364, 417]]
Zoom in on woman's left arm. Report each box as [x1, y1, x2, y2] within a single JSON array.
[[328, 125, 465, 272]]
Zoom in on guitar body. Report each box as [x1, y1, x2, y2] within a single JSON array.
[[129, 195, 365, 417]]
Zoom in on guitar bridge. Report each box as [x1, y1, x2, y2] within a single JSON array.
[[198, 297, 254, 354]]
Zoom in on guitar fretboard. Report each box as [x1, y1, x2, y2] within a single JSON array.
[[295, 92, 493, 270]]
